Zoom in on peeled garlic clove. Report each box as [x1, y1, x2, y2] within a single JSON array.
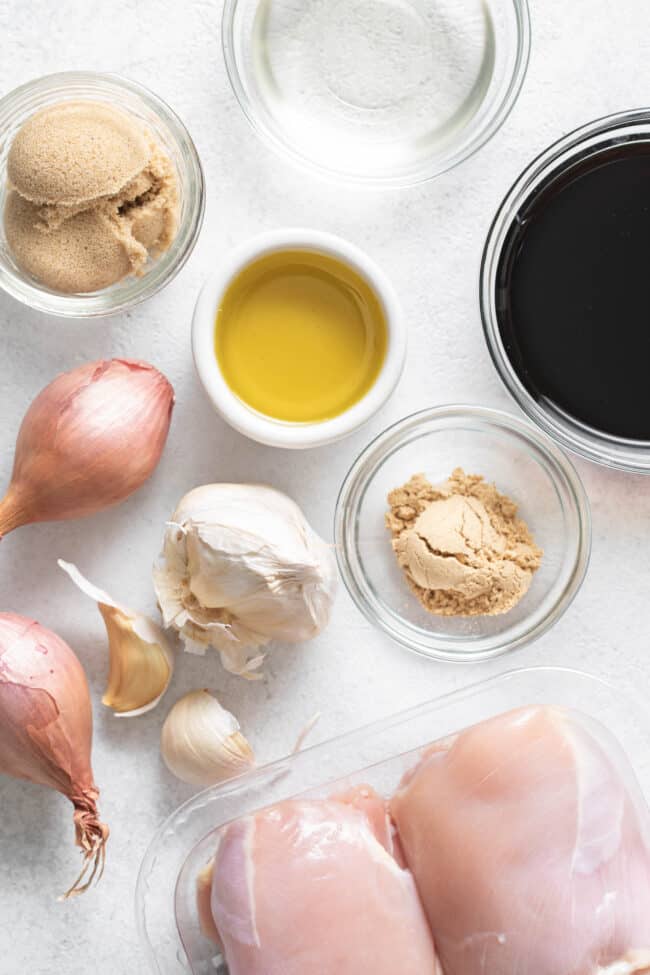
[[161, 690, 254, 787], [58, 560, 174, 717]]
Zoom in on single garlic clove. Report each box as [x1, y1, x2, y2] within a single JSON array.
[[160, 689, 255, 787], [58, 559, 174, 717], [99, 604, 174, 716], [196, 860, 221, 945]]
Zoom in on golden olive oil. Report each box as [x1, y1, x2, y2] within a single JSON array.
[[215, 250, 388, 423]]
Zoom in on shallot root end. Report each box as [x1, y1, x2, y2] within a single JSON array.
[[59, 800, 110, 900]]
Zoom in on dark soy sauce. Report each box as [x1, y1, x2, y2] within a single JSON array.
[[495, 143, 650, 440]]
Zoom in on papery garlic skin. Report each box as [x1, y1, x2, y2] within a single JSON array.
[[59, 560, 174, 717], [161, 689, 254, 787], [153, 484, 337, 677], [0, 358, 174, 537]]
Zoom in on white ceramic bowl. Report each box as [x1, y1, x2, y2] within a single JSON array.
[[192, 229, 406, 448]]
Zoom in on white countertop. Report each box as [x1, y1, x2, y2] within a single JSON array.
[[2, 0, 650, 972]]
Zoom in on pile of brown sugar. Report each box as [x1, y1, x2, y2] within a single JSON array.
[[386, 468, 543, 617], [4, 100, 179, 294]]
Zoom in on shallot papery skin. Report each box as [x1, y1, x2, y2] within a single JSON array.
[[0, 613, 108, 897], [208, 788, 441, 975], [391, 706, 650, 975], [0, 358, 174, 536]]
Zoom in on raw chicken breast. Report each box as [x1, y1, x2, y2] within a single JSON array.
[[392, 706, 650, 975], [209, 786, 440, 975]]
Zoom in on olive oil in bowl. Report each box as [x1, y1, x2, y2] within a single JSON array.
[[215, 249, 388, 423]]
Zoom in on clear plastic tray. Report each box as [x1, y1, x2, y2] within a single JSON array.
[[135, 666, 650, 973]]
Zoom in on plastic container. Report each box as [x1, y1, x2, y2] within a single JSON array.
[[135, 666, 650, 973], [334, 405, 591, 662], [481, 110, 650, 472], [222, 0, 531, 187], [0, 72, 205, 318]]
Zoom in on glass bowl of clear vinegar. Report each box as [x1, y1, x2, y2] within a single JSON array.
[[222, 0, 530, 187]]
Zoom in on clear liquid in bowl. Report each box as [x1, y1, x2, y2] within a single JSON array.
[[247, 0, 496, 176]]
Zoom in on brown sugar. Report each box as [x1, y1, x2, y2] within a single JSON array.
[[4, 100, 179, 294]]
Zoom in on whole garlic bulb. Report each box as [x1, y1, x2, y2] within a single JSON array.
[[161, 690, 254, 787], [153, 484, 337, 678]]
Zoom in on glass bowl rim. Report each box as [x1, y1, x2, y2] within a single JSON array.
[[0, 70, 205, 319], [221, 0, 532, 189], [480, 108, 650, 472], [334, 403, 591, 662]]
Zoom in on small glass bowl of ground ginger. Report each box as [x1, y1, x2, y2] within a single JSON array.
[[0, 72, 204, 317], [335, 405, 591, 662]]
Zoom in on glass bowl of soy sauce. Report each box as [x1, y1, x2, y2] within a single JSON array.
[[481, 110, 650, 473]]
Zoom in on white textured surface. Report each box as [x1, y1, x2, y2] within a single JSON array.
[[1, 1, 650, 972]]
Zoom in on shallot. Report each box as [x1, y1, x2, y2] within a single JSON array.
[[0, 358, 174, 537], [0, 612, 109, 897]]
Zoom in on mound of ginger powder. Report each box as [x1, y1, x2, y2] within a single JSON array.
[[386, 468, 542, 616]]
